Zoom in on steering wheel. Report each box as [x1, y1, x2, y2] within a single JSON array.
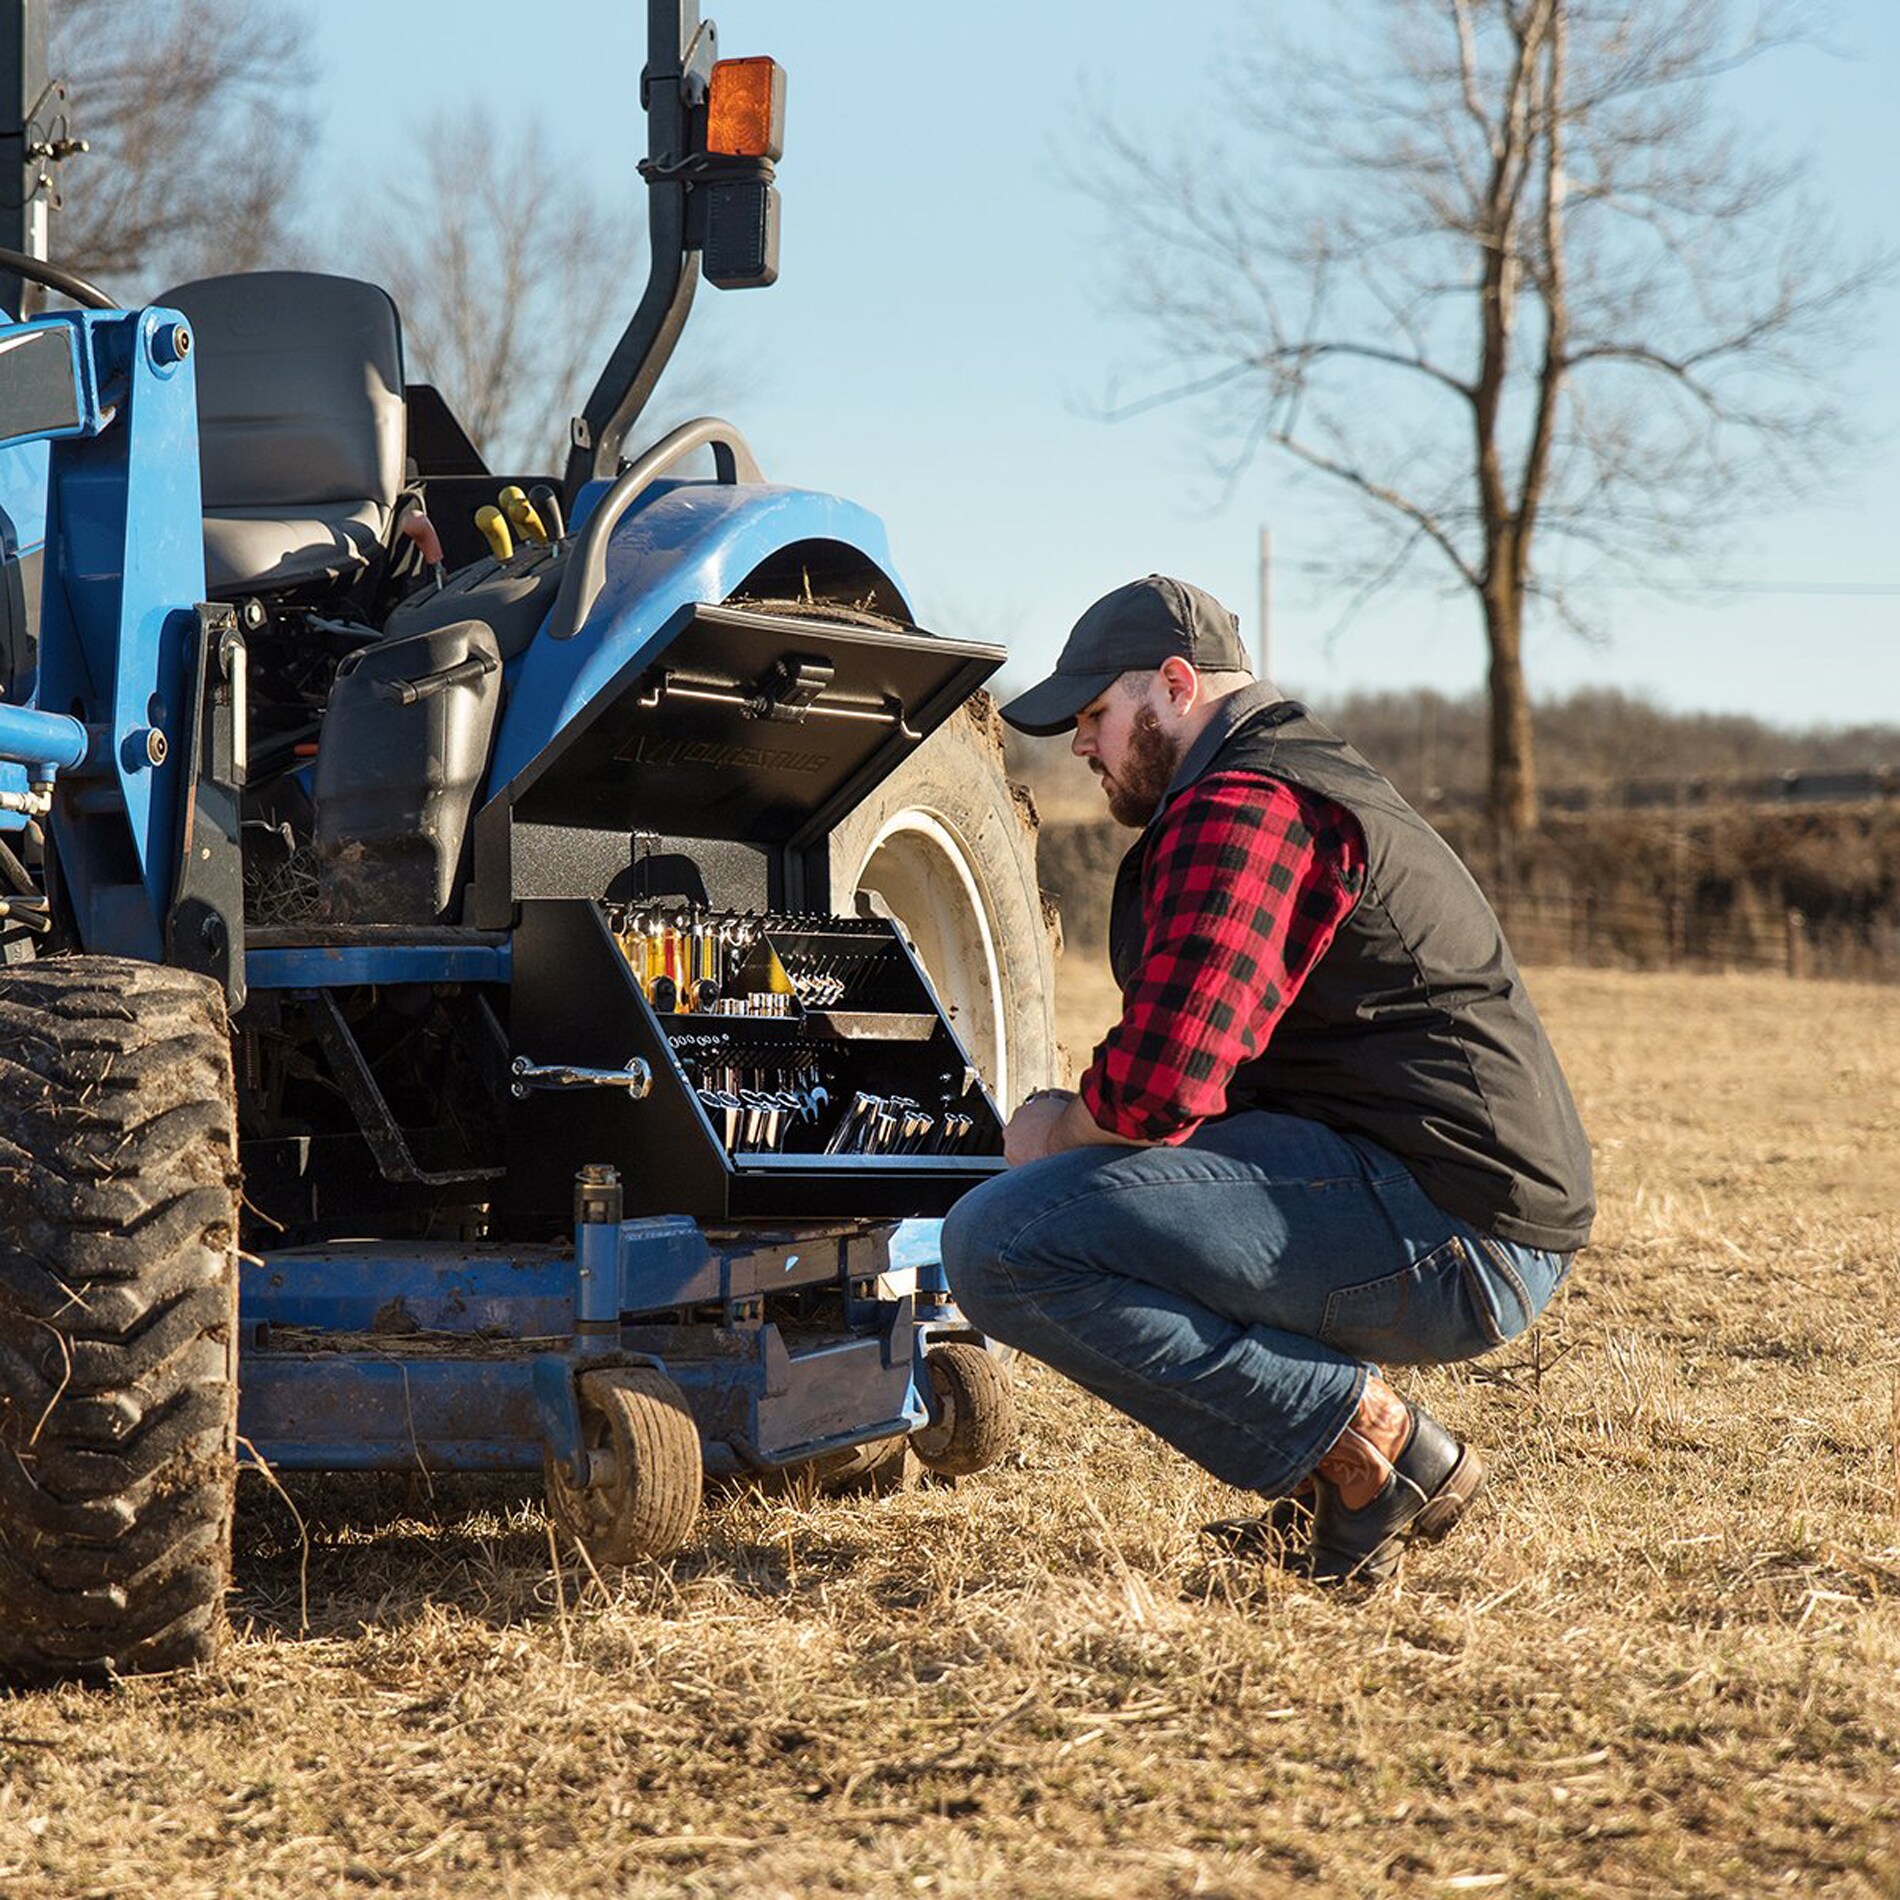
[[0, 244, 116, 312]]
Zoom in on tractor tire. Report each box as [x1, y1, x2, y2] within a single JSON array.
[[544, 1366, 702, 1564], [0, 957, 241, 1683], [910, 1342, 1016, 1478], [829, 692, 1061, 1107]]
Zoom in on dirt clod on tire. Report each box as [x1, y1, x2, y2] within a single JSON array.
[[0, 957, 241, 1683]]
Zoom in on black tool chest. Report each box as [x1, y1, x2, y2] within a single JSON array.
[[490, 602, 1013, 1224], [506, 899, 1004, 1220]]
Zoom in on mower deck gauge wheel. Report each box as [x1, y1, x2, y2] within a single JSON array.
[[544, 1366, 702, 1563], [911, 1342, 1016, 1478]]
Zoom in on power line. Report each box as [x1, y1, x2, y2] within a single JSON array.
[[1580, 579, 1900, 598], [1282, 561, 1900, 598]]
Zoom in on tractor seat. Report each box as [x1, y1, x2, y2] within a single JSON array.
[[158, 271, 406, 598]]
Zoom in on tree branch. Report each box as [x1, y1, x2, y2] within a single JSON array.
[[1268, 426, 1482, 591]]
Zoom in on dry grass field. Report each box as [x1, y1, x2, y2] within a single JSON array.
[[4, 965, 1898, 1898]]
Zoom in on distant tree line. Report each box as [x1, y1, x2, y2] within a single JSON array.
[[1008, 689, 1900, 813], [1308, 688, 1900, 807]]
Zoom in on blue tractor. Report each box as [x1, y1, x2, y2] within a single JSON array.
[[0, 1, 1057, 1679]]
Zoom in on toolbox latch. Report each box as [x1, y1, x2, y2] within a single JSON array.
[[754, 653, 833, 722]]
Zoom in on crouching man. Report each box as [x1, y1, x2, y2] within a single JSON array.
[[942, 576, 1593, 1589]]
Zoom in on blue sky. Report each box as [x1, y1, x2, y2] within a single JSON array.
[[309, 1, 1900, 728]]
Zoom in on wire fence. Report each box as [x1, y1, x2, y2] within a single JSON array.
[[1487, 889, 1898, 982], [1422, 765, 1900, 817]]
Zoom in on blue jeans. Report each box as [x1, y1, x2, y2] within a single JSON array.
[[940, 1112, 1571, 1498]]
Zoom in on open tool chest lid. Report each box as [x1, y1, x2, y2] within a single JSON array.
[[505, 603, 1004, 845]]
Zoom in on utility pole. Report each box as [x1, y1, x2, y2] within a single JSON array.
[[1255, 524, 1273, 681], [0, 0, 49, 317]]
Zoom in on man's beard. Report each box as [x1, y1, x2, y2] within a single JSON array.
[[1093, 708, 1180, 827]]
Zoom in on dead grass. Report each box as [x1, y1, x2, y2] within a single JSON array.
[[4, 968, 1898, 1897]]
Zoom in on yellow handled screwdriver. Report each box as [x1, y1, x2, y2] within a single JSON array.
[[475, 504, 514, 561]]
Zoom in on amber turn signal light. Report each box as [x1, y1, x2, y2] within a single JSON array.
[[706, 57, 786, 162]]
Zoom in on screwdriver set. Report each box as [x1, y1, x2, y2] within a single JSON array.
[[605, 903, 951, 1025]]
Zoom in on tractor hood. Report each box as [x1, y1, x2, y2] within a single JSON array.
[[493, 600, 1003, 847]]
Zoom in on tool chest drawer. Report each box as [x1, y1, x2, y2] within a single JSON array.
[[501, 897, 1005, 1223]]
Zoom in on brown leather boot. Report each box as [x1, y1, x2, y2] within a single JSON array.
[[1313, 1375, 1414, 1508], [1301, 1380, 1485, 1588]]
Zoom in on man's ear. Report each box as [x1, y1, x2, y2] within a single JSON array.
[[1156, 656, 1199, 715]]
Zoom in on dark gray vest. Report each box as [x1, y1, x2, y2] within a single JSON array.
[[1108, 688, 1594, 1252]]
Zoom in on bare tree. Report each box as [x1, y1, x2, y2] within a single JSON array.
[[358, 110, 656, 475], [48, 0, 313, 294], [1088, 0, 1887, 857]]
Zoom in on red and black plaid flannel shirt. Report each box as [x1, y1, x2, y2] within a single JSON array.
[[1079, 771, 1367, 1144]]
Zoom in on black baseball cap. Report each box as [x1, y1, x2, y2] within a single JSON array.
[[1000, 575, 1250, 736]]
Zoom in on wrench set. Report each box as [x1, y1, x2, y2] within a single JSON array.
[[669, 1032, 981, 1159], [822, 1092, 980, 1157]]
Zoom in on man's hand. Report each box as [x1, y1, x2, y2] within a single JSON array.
[[1002, 1088, 1153, 1167], [1003, 1089, 1076, 1166]]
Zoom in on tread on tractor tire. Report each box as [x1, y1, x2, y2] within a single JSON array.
[[0, 956, 242, 1683], [544, 1366, 702, 1564], [829, 691, 1062, 1108], [911, 1342, 1016, 1478]]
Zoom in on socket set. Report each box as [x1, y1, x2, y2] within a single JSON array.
[[667, 1032, 983, 1159]]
